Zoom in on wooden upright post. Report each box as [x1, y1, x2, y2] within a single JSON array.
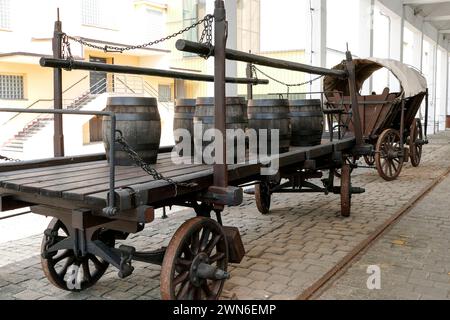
[[213, 0, 228, 190], [246, 61, 253, 100], [53, 9, 64, 157], [345, 50, 363, 146]]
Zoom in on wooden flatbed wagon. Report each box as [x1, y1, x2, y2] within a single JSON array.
[[324, 58, 429, 181], [0, 1, 369, 300]]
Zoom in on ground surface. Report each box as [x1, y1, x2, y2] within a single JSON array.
[[0, 131, 449, 300]]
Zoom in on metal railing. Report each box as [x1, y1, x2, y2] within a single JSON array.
[[1, 75, 89, 126]]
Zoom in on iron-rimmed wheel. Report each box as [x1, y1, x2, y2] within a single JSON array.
[[340, 164, 351, 218], [40, 218, 114, 292], [375, 129, 404, 181], [255, 181, 271, 215], [409, 118, 423, 167], [160, 217, 229, 300]]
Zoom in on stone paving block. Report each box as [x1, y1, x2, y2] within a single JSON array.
[[265, 283, 289, 294], [247, 271, 269, 281], [13, 289, 44, 300], [266, 274, 291, 285], [0, 284, 25, 296], [228, 276, 253, 287], [249, 263, 272, 272]]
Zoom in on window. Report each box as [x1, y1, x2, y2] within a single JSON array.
[[81, 0, 114, 28], [237, 0, 260, 53], [0, 0, 11, 29], [158, 85, 172, 102], [82, 0, 100, 26], [145, 8, 165, 40], [0, 75, 24, 100], [182, 0, 205, 56]]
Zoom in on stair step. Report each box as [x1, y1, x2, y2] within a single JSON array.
[[9, 141, 24, 146], [3, 145, 23, 151]]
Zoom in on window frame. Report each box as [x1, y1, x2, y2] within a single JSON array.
[[0, 74, 25, 100], [158, 84, 172, 103], [0, 0, 11, 30]]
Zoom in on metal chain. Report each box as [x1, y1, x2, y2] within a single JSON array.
[[252, 65, 324, 88], [0, 154, 21, 162], [114, 130, 197, 197], [63, 14, 214, 56]]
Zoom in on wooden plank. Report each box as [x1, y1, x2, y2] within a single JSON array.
[[44, 163, 207, 199], [0, 152, 174, 179], [0, 153, 106, 173], [85, 168, 215, 207], [0, 162, 109, 189], [0, 160, 107, 179], [64, 164, 210, 201], [333, 137, 356, 152], [87, 161, 264, 208], [3, 156, 189, 192]]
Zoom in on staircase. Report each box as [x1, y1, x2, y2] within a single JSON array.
[[1, 116, 54, 154], [0, 74, 172, 158], [1, 95, 99, 154], [0, 77, 106, 157]]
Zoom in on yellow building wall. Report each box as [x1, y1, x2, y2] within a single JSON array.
[[0, 61, 90, 125], [237, 50, 307, 97]]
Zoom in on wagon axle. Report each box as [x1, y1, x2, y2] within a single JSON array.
[[190, 253, 230, 287]]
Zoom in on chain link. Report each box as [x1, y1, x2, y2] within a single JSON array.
[[252, 65, 324, 89], [114, 130, 197, 197], [63, 14, 214, 58], [0, 154, 21, 162]]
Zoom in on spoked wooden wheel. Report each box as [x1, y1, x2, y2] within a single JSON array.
[[160, 217, 229, 300], [375, 129, 404, 181], [41, 218, 114, 292], [364, 155, 375, 166], [409, 119, 423, 167], [255, 181, 271, 215], [340, 164, 351, 218]]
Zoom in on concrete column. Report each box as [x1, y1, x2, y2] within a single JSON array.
[[359, 0, 374, 59], [305, 0, 326, 95], [206, 0, 238, 97], [358, 0, 374, 93], [400, 6, 404, 63]]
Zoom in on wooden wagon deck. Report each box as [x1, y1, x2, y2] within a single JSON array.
[[0, 137, 355, 210]]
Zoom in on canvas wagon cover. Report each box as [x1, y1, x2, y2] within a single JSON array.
[[324, 58, 427, 98]]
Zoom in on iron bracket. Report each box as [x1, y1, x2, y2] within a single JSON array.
[[202, 186, 243, 207]]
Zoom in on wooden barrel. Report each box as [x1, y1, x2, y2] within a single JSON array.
[[103, 97, 161, 166], [247, 99, 291, 154], [173, 99, 196, 145], [289, 99, 324, 147], [194, 97, 248, 154]]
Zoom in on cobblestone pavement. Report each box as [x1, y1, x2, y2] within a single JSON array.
[[319, 168, 450, 300], [0, 131, 449, 300]]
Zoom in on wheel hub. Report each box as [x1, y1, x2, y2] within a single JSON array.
[[189, 252, 230, 287], [190, 253, 210, 287]]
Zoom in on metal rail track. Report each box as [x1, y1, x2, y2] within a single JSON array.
[[297, 166, 450, 300]]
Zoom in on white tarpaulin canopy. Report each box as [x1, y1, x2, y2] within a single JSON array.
[[324, 58, 428, 98]]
